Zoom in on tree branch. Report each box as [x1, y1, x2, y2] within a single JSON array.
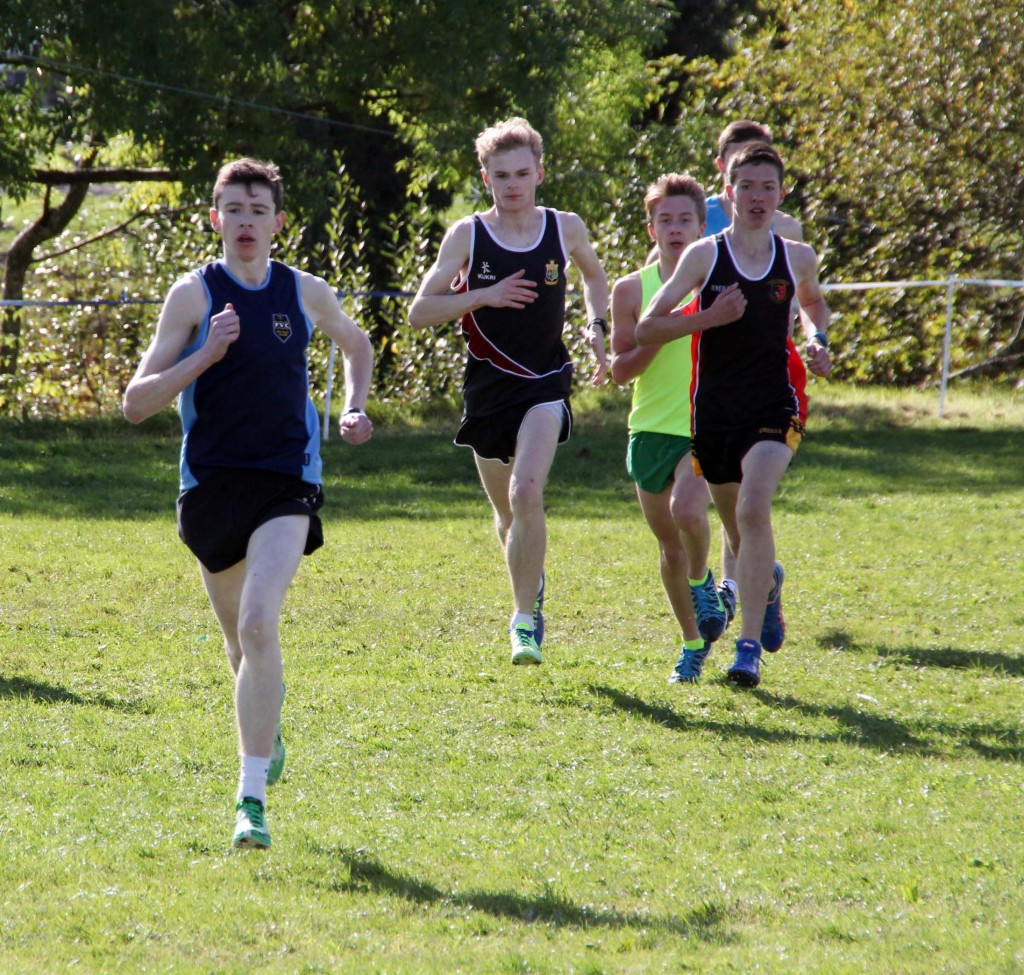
[[32, 168, 179, 186], [35, 205, 195, 263], [945, 300, 1024, 382]]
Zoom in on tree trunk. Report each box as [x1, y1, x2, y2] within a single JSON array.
[[1, 159, 95, 376]]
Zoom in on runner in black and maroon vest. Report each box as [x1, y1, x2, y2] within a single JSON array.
[[457, 207, 573, 421], [410, 117, 609, 667]]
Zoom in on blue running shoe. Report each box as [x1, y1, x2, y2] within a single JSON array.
[[669, 641, 711, 684], [533, 573, 546, 647], [690, 569, 728, 643], [727, 638, 762, 688], [760, 562, 785, 653], [718, 580, 737, 627]]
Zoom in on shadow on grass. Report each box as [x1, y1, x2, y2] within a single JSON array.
[[311, 848, 731, 939], [0, 674, 151, 712], [818, 629, 1024, 677], [587, 684, 803, 745], [753, 691, 930, 753], [756, 691, 1023, 764], [0, 417, 633, 522], [799, 425, 1024, 498], [589, 682, 1022, 764], [4, 407, 1021, 521]]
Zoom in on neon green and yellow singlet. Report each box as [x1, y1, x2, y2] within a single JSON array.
[[627, 264, 695, 436]]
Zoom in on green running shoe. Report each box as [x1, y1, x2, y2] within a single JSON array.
[[232, 797, 271, 850], [267, 726, 285, 786], [267, 682, 285, 786], [510, 622, 542, 666], [689, 569, 727, 643]]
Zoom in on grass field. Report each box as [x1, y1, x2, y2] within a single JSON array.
[[1, 383, 1022, 974]]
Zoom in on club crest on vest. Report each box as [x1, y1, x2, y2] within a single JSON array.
[[544, 259, 560, 285], [272, 314, 293, 341], [767, 279, 790, 304]]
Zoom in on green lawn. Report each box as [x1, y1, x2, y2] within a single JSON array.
[[1, 384, 1022, 974]]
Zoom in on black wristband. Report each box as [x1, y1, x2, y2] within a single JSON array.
[[343, 407, 366, 416], [812, 331, 829, 348], [589, 317, 608, 335]]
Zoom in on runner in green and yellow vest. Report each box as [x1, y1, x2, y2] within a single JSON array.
[[609, 173, 746, 684]]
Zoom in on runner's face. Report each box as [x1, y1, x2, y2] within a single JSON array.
[[210, 183, 284, 262], [482, 147, 542, 211], [726, 163, 784, 229], [647, 195, 704, 264]]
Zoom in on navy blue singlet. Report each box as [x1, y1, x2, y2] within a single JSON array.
[[177, 260, 321, 489]]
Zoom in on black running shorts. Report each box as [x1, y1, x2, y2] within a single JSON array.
[[692, 413, 804, 485], [177, 468, 325, 573], [455, 399, 572, 464]]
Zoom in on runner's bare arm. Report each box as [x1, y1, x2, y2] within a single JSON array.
[[408, 219, 538, 329]]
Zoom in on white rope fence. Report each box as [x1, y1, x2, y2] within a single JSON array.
[[819, 276, 1024, 418], [4, 277, 1022, 426]]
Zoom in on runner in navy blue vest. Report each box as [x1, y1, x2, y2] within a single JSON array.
[[637, 143, 831, 689], [124, 158, 374, 849], [409, 117, 609, 667]]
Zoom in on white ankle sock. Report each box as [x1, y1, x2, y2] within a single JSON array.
[[237, 754, 271, 805]]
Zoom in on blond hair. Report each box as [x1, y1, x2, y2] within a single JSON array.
[[474, 117, 543, 168]]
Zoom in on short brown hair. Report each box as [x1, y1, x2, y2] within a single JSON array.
[[213, 158, 284, 212], [475, 117, 543, 168], [644, 173, 707, 225], [717, 120, 773, 158], [727, 141, 785, 185]]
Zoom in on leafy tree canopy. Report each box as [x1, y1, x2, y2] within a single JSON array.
[[1, 0, 673, 217], [676, 0, 1024, 381]]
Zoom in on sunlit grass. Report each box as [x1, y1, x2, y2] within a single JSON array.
[[1, 385, 1022, 974]]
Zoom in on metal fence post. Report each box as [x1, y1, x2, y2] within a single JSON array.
[[938, 274, 957, 419]]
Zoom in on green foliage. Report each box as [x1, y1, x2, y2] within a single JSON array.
[[4, 0, 1023, 413], [0, 199, 217, 417], [1, 0, 673, 207], [678, 0, 1024, 383], [1, 387, 1023, 972], [0, 0, 681, 415]]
